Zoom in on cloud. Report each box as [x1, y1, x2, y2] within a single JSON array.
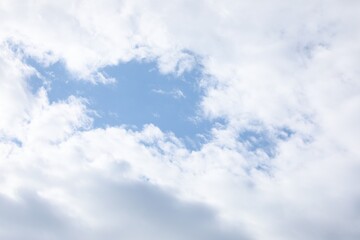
[[0, 182, 249, 240], [1, 0, 360, 240], [152, 88, 185, 99]]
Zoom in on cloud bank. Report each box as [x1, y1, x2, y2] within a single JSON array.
[[1, 0, 360, 239]]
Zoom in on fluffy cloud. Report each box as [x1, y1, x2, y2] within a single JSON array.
[[1, 0, 360, 239]]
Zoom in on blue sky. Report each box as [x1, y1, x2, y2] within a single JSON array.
[[28, 58, 218, 149]]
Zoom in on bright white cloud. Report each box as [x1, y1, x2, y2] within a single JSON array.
[[1, 0, 360, 239]]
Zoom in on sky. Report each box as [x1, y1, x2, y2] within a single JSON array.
[[0, 1, 360, 240]]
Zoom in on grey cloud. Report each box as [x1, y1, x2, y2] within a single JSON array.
[[0, 191, 81, 240], [0, 180, 250, 240]]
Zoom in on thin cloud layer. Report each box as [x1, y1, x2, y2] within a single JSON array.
[[1, 0, 360, 239]]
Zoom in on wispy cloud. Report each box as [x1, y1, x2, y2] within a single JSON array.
[[152, 88, 186, 99]]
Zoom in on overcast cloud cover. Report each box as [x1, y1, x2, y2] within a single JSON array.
[[1, 0, 360, 239]]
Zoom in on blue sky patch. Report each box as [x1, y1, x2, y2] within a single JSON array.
[[27, 59, 215, 149]]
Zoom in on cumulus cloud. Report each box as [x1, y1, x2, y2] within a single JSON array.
[[1, 0, 360, 239]]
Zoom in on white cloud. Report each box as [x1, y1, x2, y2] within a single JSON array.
[[1, 0, 360, 239]]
